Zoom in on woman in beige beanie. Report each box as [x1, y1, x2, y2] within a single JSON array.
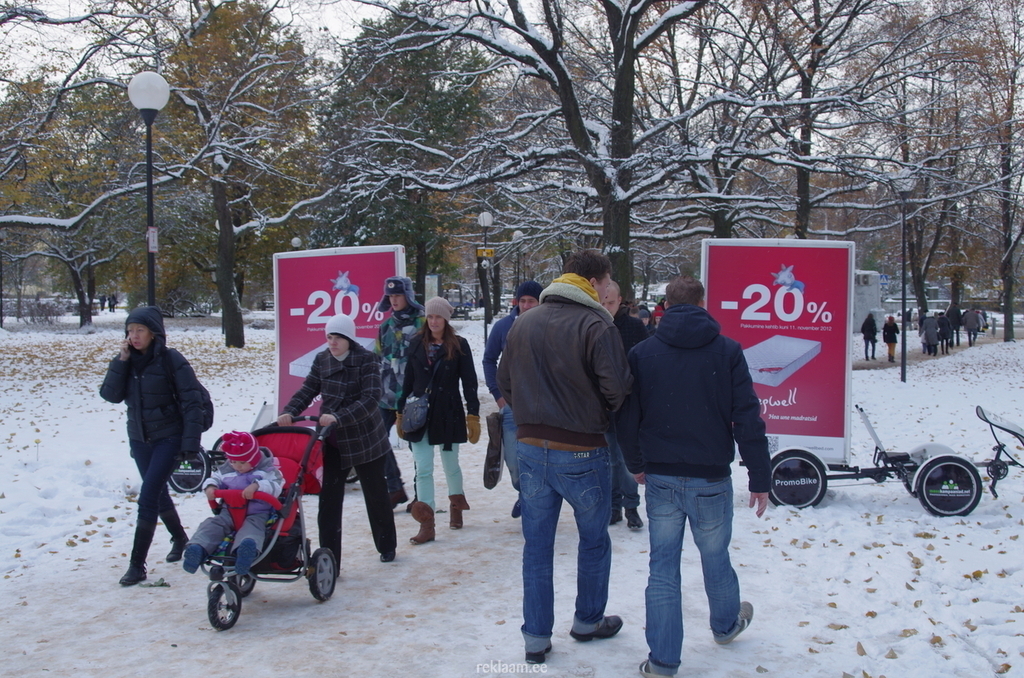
[[397, 297, 481, 544]]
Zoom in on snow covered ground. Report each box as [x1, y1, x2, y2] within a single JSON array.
[[2, 313, 1023, 677]]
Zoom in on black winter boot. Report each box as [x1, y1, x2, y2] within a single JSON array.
[[120, 520, 157, 586], [160, 509, 189, 563]]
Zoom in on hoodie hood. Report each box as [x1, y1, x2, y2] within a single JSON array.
[[125, 306, 166, 339], [655, 303, 721, 349], [125, 306, 167, 356]]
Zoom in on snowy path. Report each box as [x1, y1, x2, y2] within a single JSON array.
[[2, 321, 1022, 677]]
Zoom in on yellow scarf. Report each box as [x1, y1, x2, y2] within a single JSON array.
[[551, 273, 599, 303]]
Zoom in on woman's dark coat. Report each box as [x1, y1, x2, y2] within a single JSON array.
[[99, 306, 205, 452], [882, 321, 900, 344], [399, 334, 479, 450], [282, 342, 392, 468], [861, 314, 878, 340]]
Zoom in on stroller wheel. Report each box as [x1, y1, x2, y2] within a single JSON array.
[[207, 580, 242, 630], [235, 574, 256, 598], [308, 547, 337, 602]]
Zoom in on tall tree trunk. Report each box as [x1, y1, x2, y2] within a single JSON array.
[[212, 179, 245, 348], [67, 265, 91, 328], [1000, 131, 1017, 342], [794, 81, 813, 239]]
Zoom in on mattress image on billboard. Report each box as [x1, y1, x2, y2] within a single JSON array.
[[287, 337, 376, 378], [743, 335, 822, 387]]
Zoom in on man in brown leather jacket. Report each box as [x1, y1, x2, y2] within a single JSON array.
[[497, 249, 633, 665]]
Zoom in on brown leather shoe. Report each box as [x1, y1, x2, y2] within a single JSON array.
[[449, 494, 470, 529], [409, 501, 435, 545]]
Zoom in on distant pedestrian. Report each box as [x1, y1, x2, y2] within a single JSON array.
[[617, 276, 769, 678], [108, 294, 117, 312], [946, 302, 962, 346], [937, 311, 952, 355], [882, 316, 899, 363], [963, 308, 981, 347], [919, 312, 939, 356], [860, 313, 877, 360], [99, 294, 107, 313]]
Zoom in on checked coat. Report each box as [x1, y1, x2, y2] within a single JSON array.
[[282, 341, 391, 467]]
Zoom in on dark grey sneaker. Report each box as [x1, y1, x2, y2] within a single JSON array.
[[714, 601, 753, 644]]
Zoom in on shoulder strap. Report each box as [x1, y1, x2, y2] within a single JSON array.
[[423, 351, 443, 395]]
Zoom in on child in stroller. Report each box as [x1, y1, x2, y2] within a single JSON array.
[[182, 431, 284, 576]]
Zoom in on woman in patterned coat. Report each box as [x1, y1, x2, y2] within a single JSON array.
[[278, 314, 398, 568]]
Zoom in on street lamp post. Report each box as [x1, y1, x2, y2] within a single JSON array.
[[892, 173, 916, 383], [128, 72, 171, 308], [478, 211, 493, 341]]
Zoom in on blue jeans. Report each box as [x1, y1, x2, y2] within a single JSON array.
[[500, 405, 520, 491], [517, 441, 612, 643], [644, 475, 740, 674], [129, 436, 182, 523], [606, 418, 639, 510]]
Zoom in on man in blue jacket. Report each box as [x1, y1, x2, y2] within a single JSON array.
[[482, 280, 542, 517], [616, 276, 770, 678]]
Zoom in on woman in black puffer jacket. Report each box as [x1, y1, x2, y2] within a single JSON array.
[[100, 307, 206, 586]]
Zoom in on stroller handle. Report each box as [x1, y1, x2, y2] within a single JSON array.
[[275, 414, 336, 439]]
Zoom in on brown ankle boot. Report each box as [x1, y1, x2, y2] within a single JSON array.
[[409, 501, 435, 545], [449, 494, 470, 529]]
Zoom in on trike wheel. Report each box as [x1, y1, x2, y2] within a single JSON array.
[[207, 580, 242, 630], [308, 547, 337, 601], [235, 574, 256, 598], [915, 455, 982, 517], [769, 450, 827, 508]]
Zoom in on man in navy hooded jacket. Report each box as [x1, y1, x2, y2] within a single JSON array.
[[616, 275, 770, 678]]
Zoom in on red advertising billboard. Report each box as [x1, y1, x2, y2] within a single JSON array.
[[274, 246, 406, 416], [701, 239, 854, 465]]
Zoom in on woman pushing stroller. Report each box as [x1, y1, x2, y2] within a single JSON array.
[[278, 314, 398, 568]]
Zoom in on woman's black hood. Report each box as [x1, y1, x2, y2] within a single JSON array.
[[125, 306, 167, 353]]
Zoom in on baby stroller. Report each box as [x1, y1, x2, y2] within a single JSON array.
[[198, 416, 336, 630]]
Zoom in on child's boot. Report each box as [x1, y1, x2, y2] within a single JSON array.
[[182, 544, 206, 574], [234, 539, 259, 577]]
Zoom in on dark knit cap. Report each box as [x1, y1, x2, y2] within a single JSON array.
[[515, 280, 543, 301]]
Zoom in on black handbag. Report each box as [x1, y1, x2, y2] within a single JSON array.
[[402, 396, 429, 433], [401, 357, 441, 434]]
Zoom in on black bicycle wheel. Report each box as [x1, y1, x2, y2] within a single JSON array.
[[769, 450, 828, 508], [915, 455, 982, 517], [168, 449, 212, 494]]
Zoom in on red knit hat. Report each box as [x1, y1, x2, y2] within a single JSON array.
[[221, 431, 261, 466]]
